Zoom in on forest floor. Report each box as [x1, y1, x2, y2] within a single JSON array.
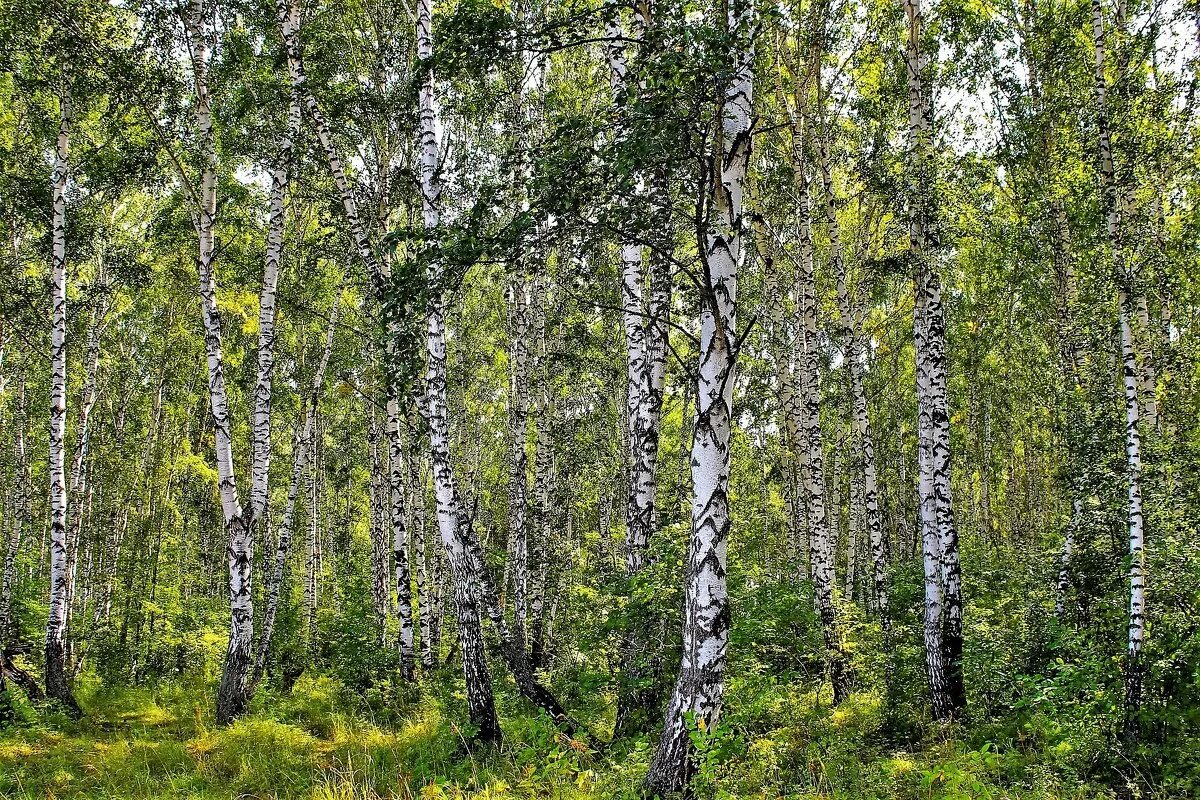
[[0, 671, 1130, 799]]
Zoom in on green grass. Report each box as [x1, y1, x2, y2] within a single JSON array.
[[0, 672, 1134, 799]]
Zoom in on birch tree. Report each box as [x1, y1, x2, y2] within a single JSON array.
[[45, 86, 79, 715], [645, 1, 753, 791], [1088, 0, 1147, 739], [904, 0, 965, 720], [605, 0, 673, 732], [254, 290, 340, 685]]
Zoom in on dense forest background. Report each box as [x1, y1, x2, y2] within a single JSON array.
[[1, 0, 1199, 796]]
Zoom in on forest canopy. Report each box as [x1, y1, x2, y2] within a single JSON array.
[[1, 0, 1199, 797]]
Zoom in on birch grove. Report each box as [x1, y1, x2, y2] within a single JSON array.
[[6, 0, 1200, 795]]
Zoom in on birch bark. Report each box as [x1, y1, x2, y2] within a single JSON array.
[[1088, 0, 1146, 735], [820, 132, 888, 628], [415, 0, 501, 742], [645, 2, 752, 791], [45, 87, 79, 715], [904, 0, 965, 719], [253, 291, 340, 684], [388, 397, 415, 678], [182, 0, 258, 723], [606, 0, 672, 732]]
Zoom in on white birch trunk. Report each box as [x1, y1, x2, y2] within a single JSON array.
[[1089, 0, 1146, 730], [184, 0, 255, 723], [368, 408, 390, 643], [409, 426, 435, 671], [506, 274, 531, 639], [253, 291, 340, 684], [388, 398, 415, 678], [793, 132, 850, 706], [905, 0, 964, 719], [416, 0, 500, 742], [45, 87, 79, 714], [821, 133, 888, 626], [65, 301, 102, 635], [1, 382, 28, 647], [646, 4, 752, 791]]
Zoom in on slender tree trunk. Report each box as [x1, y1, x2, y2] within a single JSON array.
[[410, 424, 436, 671], [183, 0, 257, 723], [45, 87, 79, 716], [253, 291, 339, 685], [506, 273, 531, 641], [820, 133, 888, 629], [388, 398, 415, 679], [64, 301, 103, 657], [529, 278, 552, 668], [2, 381, 29, 649], [369, 408, 390, 643], [784, 89, 852, 704], [1088, 0, 1146, 739], [415, 0, 500, 743], [904, 0, 965, 719], [606, 0, 672, 734], [304, 430, 320, 652], [645, 4, 752, 791]]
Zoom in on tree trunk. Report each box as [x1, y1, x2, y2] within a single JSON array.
[[905, 0, 965, 720], [644, 4, 752, 791], [505, 272, 531, 641], [64, 299, 103, 657], [529, 277, 552, 668], [410, 425, 436, 671], [795, 147, 850, 706], [253, 291, 339, 685], [415, 0, 501, 743], [369, 408, 390, 644], [606, 0, 672, 734], [45, 87, 79, 716], [183, 0, 256, 724], [1088, 0, 1146, 739], [388, 398, 415, 679], [820, 132, 888, 628], [1, 381, 29, 650]]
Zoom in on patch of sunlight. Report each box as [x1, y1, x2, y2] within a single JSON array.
[[395, 704, 445, 749], [308, 781, 382, 800], [118, 702, 175, 726], [0, 741, 37, 760], [886, 753, 918, 776]]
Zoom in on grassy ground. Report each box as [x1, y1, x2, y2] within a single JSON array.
[[0, 671, 1128, 799]]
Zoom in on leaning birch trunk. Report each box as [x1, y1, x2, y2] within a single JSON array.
[[415, 0, 500, 743], [248, 93, 297, 537], [185, 0, 255, 724], [820, 132, 888, 629], [45, 88, 80, 715], [1088, 0, 1146, 738], [388, 398, 415, 679], [276, 0, 378, 286], [645, 2, 752, 791], [253, 291, 340, 685], [457, 485, 592, 740], [904, 0, 965, 719]]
